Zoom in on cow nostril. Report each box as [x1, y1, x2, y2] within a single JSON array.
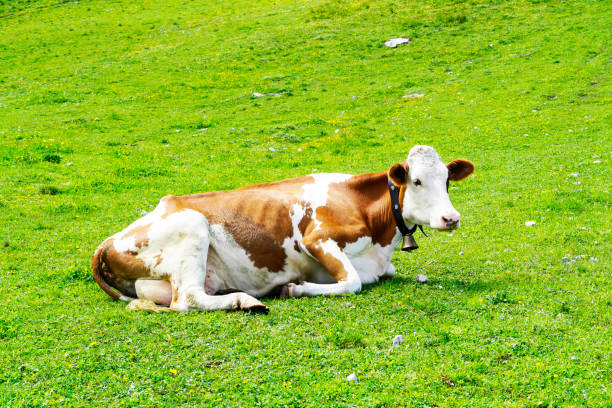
[[442, 215, 459, 227]]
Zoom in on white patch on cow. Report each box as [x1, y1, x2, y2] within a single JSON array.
[[343, 236, 400, 284], [113, 236, 137, 253], [137, 209, 209, 280], [320, 239, 356, 277], [111, 197, 170, 253], [302, 173, 351, 207], [288, 238, 362, 297], [205, 223, 305, 298], [302, 173, 352, 231]]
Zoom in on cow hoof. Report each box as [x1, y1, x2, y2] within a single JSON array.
[[127, 299, 172, 313], [243, 304, 269, 314], [280, 283, 296, 299]]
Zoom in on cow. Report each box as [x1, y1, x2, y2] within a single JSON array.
[[92, 145, 474, 313]]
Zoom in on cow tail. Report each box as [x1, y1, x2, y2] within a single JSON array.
[[92, 243, 131, 302]]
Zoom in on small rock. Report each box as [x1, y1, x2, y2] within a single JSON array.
[[593, 160, 601, 164], [458, 251, 464, 256], [252, 92, 265, 97], [297, 148, 302, 152], [403, 93, 424, 98], [392, 335, 404, 345], [19, 365, 25, 371], [346, 372, 359, 383], [198, 128, 208, 132], [351, 96, 357, 100], [140, 210, 148, 216], [525, 221, 536, 227], [562, 256, 570, 263], [269, 147, 276, 152], [66, 162, 73, 166], [417, 274, 428, 283], [3, 242, 8, 247], [384, 38, 411, 48], [334, 129, 340, 134], [503, 248, 510, 253], [589, 257, 597, 262]]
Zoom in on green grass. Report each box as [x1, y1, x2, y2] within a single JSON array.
[[1, 0, 610, 406]]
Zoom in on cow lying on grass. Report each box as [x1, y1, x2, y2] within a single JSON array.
[[92, 145, 474, 313]]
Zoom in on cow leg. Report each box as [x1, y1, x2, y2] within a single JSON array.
[[165, 225, 268, 313], [381, 263, 396, 280], [284, 239, 362, 298], [131, 210, 267, 313]]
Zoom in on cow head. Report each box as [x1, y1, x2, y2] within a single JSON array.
[[388, 145, 474, 230]]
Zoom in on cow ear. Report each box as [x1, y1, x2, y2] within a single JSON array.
[[447, 159, 474, 181], [389, 163, 409, 185]]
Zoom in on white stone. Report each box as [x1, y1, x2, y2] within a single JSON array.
[[346, 372, 359, 383], [525, 221, 536, 226], [403, 93, 424, 98], [269, 147, 276, 152], [252, 92, 265, 97], [392, 335, 404, 345], [384, 38, 411, 48], [417, 274, 428, 283]]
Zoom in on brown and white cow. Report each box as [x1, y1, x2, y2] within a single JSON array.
[[92, 145, 473, 313]]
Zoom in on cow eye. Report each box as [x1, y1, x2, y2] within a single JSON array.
[[413, 179, 422, 186]]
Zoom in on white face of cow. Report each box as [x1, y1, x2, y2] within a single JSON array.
[[388, 145, 474, 231]]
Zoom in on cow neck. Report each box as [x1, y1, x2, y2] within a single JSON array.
[[347, 171, 404, 247]]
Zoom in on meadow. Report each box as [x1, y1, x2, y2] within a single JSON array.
[[0, 0, 610, 406]]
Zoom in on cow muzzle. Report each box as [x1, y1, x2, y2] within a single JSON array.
[[441, 214, 460, 229]]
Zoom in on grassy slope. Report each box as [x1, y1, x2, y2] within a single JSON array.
[[0, 0, 610, 406]]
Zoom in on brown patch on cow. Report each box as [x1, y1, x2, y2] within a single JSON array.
[[298, 206, 313, 236], [211, 211, 289, 271], [303, 242, 349, 281], [104, 243, 151, 280], [153, 252, 163, 267], [312, 205, 368, 250], [344, 170, 400, 247], [167, 187, 297, 272], [293, 241, 301, 252], [122, 223, 152, 249]]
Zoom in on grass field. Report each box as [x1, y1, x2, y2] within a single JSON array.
[[1, 0, 610, 406]]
